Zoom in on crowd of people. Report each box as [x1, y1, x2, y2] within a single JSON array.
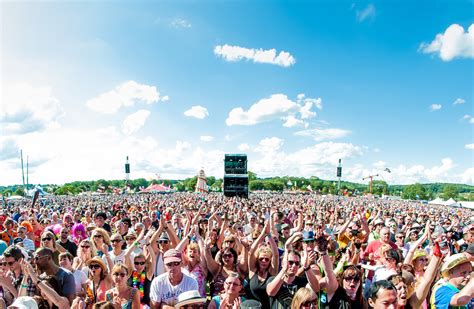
[[0, 192, 473, 309]]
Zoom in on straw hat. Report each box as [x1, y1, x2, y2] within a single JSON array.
[[441, 253, 470, 277], [174, 290, 206, 308]]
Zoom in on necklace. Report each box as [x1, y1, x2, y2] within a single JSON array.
[[132, 271, 145, 300]]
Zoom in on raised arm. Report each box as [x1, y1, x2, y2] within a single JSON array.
[[404, 221, 430, 264], [249, 222, 270, 275], [204, 238, 220, 277], [408, 254, 442, 308]]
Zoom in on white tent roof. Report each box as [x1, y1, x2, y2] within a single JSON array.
[[429, 197, 444, 205]]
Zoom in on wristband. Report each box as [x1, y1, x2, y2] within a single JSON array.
[[319, 251, 328, 256], [304, 265, 311, 272], [21, 284, 28, 288]]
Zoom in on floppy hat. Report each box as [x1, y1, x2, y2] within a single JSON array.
[[86, 257, 107, 272], [174, 290, 206, 308]]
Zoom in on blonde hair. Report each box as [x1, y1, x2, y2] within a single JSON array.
[[41, 231, 57, 249], [256, 246, 272, 271], [92, 228, 111, 245], [185, 243, 201, 264], [79, 239, 98, 258], [112, 263, 130, 277], [291, 287, 317, 309]]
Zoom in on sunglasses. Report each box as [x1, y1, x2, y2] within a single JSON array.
[[93, 234, 103, 238], [113, 272, 127, 278], [259, 257, 270, 262], [89, 264, 102, 269], [134, 261, 146, 266], [81, 245, 91, 249], [125, 238, 136, 241], [302, 300, 317, 308], [225, 281, 241, 287], [344, 275, 360, 281], [288, 260, 300, 266], [158, 240, 169, 244], [42, 237, 52, 241], [111, 240, 122, 243], [5, 261, 16, 266], [225, 240, 235, 243], [34, 255, 47, 261], [166, 262, 180, 267]]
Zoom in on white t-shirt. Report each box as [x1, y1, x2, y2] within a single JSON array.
[[109, 250, 126, 265], [149, 272, 198, 306], [72, 269, 87, 294]]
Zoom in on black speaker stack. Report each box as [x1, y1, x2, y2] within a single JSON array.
[[223, 154, 249, 198]]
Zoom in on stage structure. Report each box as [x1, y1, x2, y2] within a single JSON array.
[[223, 154, 248, 198], [195, 169, 209, 193]]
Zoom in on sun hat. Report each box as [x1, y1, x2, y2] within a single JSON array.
[[8, 296, 38, 309], [441, 253, 470, 277], [373, 219, 384, 226], [413, 250, 427, 260], [159, 233, 170, 242], [86, 257, 107, 271], [163, 249, 182, 264], [240, 299, 263, 308], [174, 290, 206, 308]]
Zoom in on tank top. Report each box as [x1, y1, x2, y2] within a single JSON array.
[[106, 288, 136, 309], [184, 263, 206, 297], [249, 273, 271, 308]]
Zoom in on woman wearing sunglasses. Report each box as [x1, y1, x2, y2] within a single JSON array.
[[105, 264, 140, 309], [73, 239, 98, 276], [248, 221, 279, 308], [41, 230, 64, 265], [127, 251, 155, 307], [291, 287, 318, 309], [85, 257, 113, 305], [91, 228, 111, 258]]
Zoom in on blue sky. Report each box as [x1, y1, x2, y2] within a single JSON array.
[[1, 0, 473, 186]]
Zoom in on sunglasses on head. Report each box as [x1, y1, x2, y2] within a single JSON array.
[[134, 261, 146, 266], [113, 272, 127, 278], [166, 262, 180, 267], [288, 260, 300, 266]]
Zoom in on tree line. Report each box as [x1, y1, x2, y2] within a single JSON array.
[[1, 172, 473, 201]]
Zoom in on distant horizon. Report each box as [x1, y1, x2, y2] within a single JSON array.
[[1, 2, 472, 186]]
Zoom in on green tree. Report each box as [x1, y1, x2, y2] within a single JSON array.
[[14, 187, 25, 196], [442, 184, 459, 200], [402, 183, 428, 200]]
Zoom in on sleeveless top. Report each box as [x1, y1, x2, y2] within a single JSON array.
[[87, 280, 107, 303], [106, 288, 137, 309], [183, 263, 206, 297], [212, 295, 246, 309], [249, 273, 271, 308]]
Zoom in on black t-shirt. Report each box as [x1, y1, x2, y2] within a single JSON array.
[[268, 275, 308, 309], [319, 286, 368, 309], [249, 273, 271, 308], [57, 239, 77, 257]]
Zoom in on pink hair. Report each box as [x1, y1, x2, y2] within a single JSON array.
[[72, 223, 87, 244]]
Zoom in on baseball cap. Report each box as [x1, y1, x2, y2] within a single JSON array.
[[303, 231, 315, 242], [163, 249, 182, 264]]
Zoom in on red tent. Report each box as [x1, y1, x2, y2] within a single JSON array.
[[142, 183, 172, 193]]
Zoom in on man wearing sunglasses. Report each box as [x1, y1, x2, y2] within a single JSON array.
[[150, 249, 198, 308], [35, 247, 76, 304], [1, 245, 36, 297]]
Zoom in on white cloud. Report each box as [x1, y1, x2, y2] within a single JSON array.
[[466, 144, 474, 150], [200, 136, 214, 142], [419, 24, 474, 61], [170, 18, 191, 28], [175, 141, 191, 153], [461, 168, 474, 184], [453, 98, 466, 105], [356, 4, 376, 22], [122, 109, 151, 135], [283, 115, 305, 128], [430, 104, 442, 111], [226, 94, 321, 127], [214, 44, 296, 67], [373, 161, 386, 169], [86, 81, 162, 114], [238, 143, 250, 151], [255, 137, 284, 153], [295, 128, 352, 141], [184, 106, 209, 119], [1, 82, 64, 134]]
